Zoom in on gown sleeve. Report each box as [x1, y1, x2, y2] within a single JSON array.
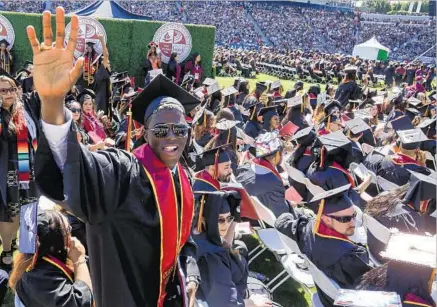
[[275, 209, 310, 251], [36, 109, 140, 224], [17, 269, 93, 307], [180, 235, 201, 284], [197, 253, 243, 307]]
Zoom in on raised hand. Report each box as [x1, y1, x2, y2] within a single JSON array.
[[26, 7, 84, 123]]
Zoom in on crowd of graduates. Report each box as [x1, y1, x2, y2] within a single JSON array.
[[0, 5, 435, 307]]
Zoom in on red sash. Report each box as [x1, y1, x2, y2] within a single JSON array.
[[253, 158, 281, 180], [318, 128, 330, 136], [133, 144, 194, 307], [329, 162, 355, 187], [194, 170, 220, 191], [42, 256, 74, 282], [404, 293, 435, 307], [392, 153, 421, 166], [304, 147, 311, 156], [316, 221, 353, 244]]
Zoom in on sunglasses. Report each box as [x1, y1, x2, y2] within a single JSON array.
[[0, 87, 17, 95], [326, 211, 357, 223], [218, 216, 234, 225], [149, 123, 189, 139], [70, 108, 81, 113]]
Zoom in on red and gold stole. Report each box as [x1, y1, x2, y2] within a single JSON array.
[[392, 153, 421, 166], [315, 220, 354, 244], [42, 255, 74, 282], [133, 144, 194, 307], [329, 161, 355, 187], [194, 170, 220, 191], [253, 157, 281, 180]]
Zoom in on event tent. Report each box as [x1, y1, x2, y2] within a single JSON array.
[[352, 36, 390, 61]]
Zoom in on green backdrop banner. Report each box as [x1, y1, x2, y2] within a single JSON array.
[[0, 11, 216, 85]]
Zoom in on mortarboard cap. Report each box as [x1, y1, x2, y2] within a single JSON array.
[[192, 104, 210, 126], [193, 86, 206, 100], [221, 86, 238, 97], [0, 39, 10, 47], [343, 64, 357, 73], [388, 115, 413, 131], [255, 132, 283, 158], [19, 203, 38, 254], [131, 74, 200, 124], [233, 77, 247, 89], [23, 60, 33, 67], [77, 88, 96, 103], [198, 144, 231, 168], [323, 100, 343, 115], [345, 118, 371, 136], [310, 184, 353, 217], [0, 67, 20, 87], [113, 71, 128, 80], [405, 108, 421, 121], [417, 118, 436, 137], [291, 126, 316, 146], [86, 41, 96, 47], [315, 130, 352, 155], [270, 80, 281, 90], [258, 105, 278, 118], [255, 81, 268, 93], [206, 81, 221, 95], [397, 128, 428, 150], [287, 95, 303, 109], [216, 118, 238, 131], [202, 78, 216, 86], [407, 96, 422, 107], [404, 171, 436, 213]]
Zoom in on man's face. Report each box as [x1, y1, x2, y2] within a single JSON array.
[[323, 206, 356, 236], [217, 161, 233, 182], [146, 109, 188, 169]]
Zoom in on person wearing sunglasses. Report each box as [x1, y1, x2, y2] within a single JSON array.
[[276, 184, 371, 307], [0, 74, 40, 270], [30, 9, 200, 307], [193, 191, 272, 307]]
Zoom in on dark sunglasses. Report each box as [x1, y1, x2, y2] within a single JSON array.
[[0, 87, 17, 95], [149, 123, 189, 139], [327, 211, 357, 223], [218, 216, 234, 225], [70, 108, 81, 113]]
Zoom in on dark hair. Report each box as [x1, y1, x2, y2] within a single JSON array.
[[170, 52, 178, 62]]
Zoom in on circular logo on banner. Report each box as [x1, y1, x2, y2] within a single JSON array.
[[0, 14, 15, 50], [64, 17, 107, 61], [153, 23, 192, 64]]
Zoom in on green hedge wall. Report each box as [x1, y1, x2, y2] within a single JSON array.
[[0, 11, 216, 86]]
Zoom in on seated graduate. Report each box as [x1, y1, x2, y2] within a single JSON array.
[[234, 77, 249, 106], [193, 144, 233, 195], [243, 97, 262, 139], [385, 93, 406, 123], [10, 210, 93, 307], [365, 171, 436, 263], [193, 191, 272, 307], [344, 118, 374, 164], [378, 128, 431, 185], [275, 185, 372, 307], [281, 93, 310, 131], [222, 86, 244, 127], [214, 113, 239, 174], [259, 106, 280, 133], [30, 10, 200, 305], [317, 100, 343, 136], [357, 234, 436, 307], [288, 126, 317, 174], [192, 105, 215, 148], [236, 132, 291, 217]]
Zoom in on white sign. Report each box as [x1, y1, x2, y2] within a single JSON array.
[[64, 16, 107, 61], [0, 14, 15, 49], [153, 22, 192, 64]]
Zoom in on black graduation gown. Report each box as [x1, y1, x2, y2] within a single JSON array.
[[227, 106, 244, 128], [236, 162, 289, 217], [334, 81, 362, 108], [275, 210, 371, 307], [16, 259, 93, 307], [243, 120, 261, 140], [34, 127, 199, 307], [195, 132, 213, 148], [194, 235, 247, 307], [351, 142, 364, 164], [378, 154, 431, 186], [93, 65, 111, 114]]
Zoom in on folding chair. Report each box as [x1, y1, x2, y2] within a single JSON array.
[[425, 151, 436, 171], [363, 213, 391, 266], [306, 257, 340, 307]]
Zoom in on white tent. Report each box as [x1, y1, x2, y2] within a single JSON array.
[[352, 36, 390, 61]]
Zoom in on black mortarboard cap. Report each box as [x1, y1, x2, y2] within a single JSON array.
[[86, 41, 96, 47], [0, 67, 20, 87], [131, 74, 200, 124], [216, 119, 238, 131], [404, 171, 436, 213], [405, 108, 421, 121], [390, 93, 404, 106], [398, 128, 428, 150], [345, 117, 371, 136], [323, 100, 343, 115], [310, 184, 353, 214], [222, 86, 238, 97], [291, 126, 316, 146], [77, 88, 96, 103], [65, 94, 76, 104], [0, 39, 10, 47], [244, 96, 259, 110], [258, 105, 278, 118], [202, 78, 216, 86], [256, 81, 268, 92], [389, 115, 413, 131], [23, 60, 33, 67], [314, 130, 352, 155], [113, 71, 128, 80], [192, 104, 213, 127], [407, 96, 422, 107], [417, 118, 436, 137], [198, 144, 231, 167], [270, 80, 281, 90]]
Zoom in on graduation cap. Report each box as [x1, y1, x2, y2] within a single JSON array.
[[258, 105, 278, 119], [23, 60, 33, 68], [131, 74, 200, 124], [371, 96, 384, 105], [405, 108, 421, 121], [255, 81, 268, 93], [197, 144, 231, 168], [315, 130, 352, 156], [345, 117, 371, 137], [397, 128, 428, 150], [202, 78, 216, 86], [86, 41, 96, 47], [390, 93, 404, 106], [113, 71, 128, 80], [206, 81, 221, 96], [388, 115, 413, 131], [0, 39, 10, 47], [221, 86, 238, 97], [233, 77, 247, 89], [404, 171, 436, 213], [291, 126, 316, 146], [216, 118, 238, 131], [407, 96, 422, 107], [270, 80, 281, 90], [0, 67, 20, 87], [77, 88, 96, 103], [417, 117, 436, 137], [255, 131, 283, 158], [343, 64, 357, 73], [192, 104, 210, 127], [324, 100, 343, 115], [193, 86, 206, 100]]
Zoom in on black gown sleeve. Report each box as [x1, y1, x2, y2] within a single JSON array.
[[275, 209, 310, 252], [16, 268, 94, 307], [35, 127, 140, 224]]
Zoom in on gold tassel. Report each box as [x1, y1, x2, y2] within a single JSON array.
[[301, 95, 305, 113], [125, 105, 133, 152], [429, 268, 436, 293], [197, 195, 206, 233], [226, 129, 231, 145], [214, 151, 220, 180], [250, 107, 256, 121], [320, 146, 325, 168], [327, 115, 331, 132], [313, 199, 325, 235], [203, 111, 207, 128]]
